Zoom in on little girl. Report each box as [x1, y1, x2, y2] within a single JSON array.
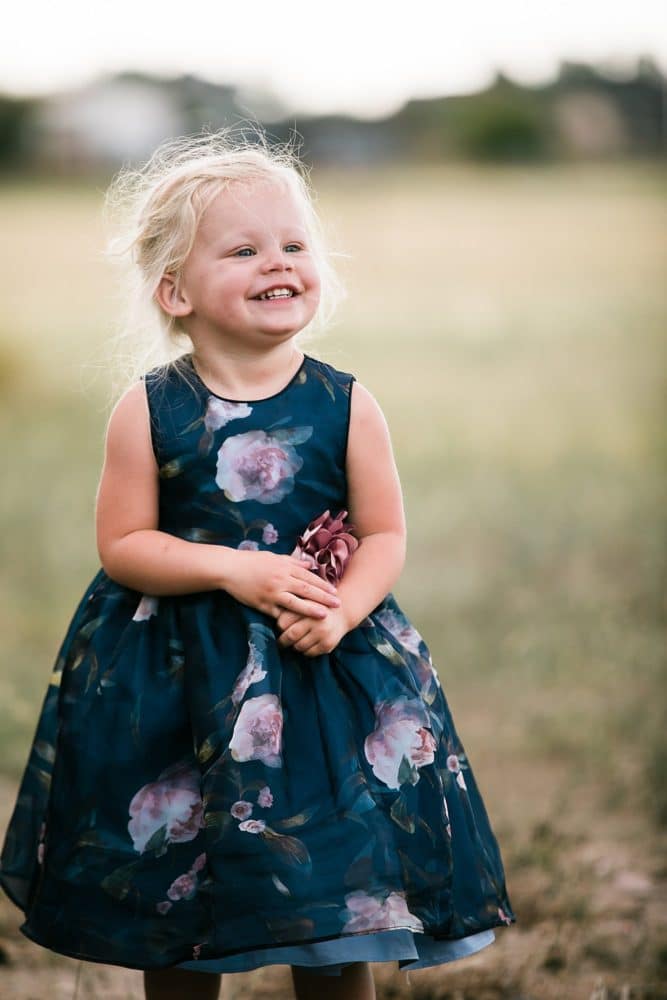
[[0, 128, 514, 1000]]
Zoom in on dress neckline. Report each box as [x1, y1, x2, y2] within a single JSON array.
[[182, 352, 308, 404]]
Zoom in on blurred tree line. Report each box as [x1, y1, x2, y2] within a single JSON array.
[[0, 56, 664, 176]]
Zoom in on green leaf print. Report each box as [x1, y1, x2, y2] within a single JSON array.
[[397, 754, 418, 788], [143, 824, 168, 855], [390, 792, 416, 833], [273, 807, 318, 831], [34, 741, 55, 765], [366, 631, 409, 667], [101, 860, 143, 902], [263, 829, 312, 873]]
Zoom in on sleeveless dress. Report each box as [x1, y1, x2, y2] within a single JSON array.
[[0, 352, 514, 977]]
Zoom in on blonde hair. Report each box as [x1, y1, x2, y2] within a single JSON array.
[[100, 124, 347, 403]]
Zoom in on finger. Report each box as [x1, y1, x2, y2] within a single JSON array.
[[302, 640, 324, 657], [279, 621, 310, 647], [291, 578, 341, 607], [294, 569, 338, 594], [294, 631, 319, 653], [278, 593, 328, 619], [276, 609, 300, 630]]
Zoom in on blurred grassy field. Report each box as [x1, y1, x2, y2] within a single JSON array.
[[0, 163, 665, 998]]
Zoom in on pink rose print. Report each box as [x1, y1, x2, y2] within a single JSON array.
[[364, 697, 436, 790], [262, 523, 279, 544], [239, 819, 266, 834], [132, 595, 159, 621], [498, 906, 513, 926], [231, 641, 267, 706], [341, 889, 424, 933], [446, 752, 468, 790], [257, 785, 273, 808], [191, 852, 207, 873], [375, 609, 423, 657], [156, 900, 172, 915], [231, 800, 253, 820], [215, 427, 312, 504], [204, 397, 252, 431], [128, 760, 204, 854], [291, 508, 359, 584], [167, 872, 197, 901], [238, 540, 259, 551], [229, 693, 283, 768]]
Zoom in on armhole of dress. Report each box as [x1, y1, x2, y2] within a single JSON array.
[[139, 372, 161, 469], [343, 374, 356, 471]]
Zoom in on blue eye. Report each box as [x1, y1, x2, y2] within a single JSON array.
[[285, 244, 302, 252]]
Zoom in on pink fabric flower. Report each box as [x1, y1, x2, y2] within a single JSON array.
[[231, 800, 253, 820], [127, 760, 204, 854], [291, 508, 360, 584], [341, 889, 424, 933], [229, 693, 283, 768], [257, 785, 273, 808], [364, 697, 437, 789]]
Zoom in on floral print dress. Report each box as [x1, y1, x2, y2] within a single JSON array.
[[0, 352, 514, 977]]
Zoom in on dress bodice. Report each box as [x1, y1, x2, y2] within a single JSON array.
[[143, 353, 355, 552]]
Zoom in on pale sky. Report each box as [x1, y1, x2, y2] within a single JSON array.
[[3, 0, 666, 118]]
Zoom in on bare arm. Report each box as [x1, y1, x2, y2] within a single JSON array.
[[277, 379, 407, 654], [333, 379, 407, 628], [95, 381, 341, 618]]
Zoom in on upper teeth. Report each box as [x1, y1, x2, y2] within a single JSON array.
[[259, 288, 293, 300]]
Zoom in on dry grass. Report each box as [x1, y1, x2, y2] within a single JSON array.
[[0, 162, 665, 998]]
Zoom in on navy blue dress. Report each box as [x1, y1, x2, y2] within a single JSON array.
[[0, 352, 514, 976]]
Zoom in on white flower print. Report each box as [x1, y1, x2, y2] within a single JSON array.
[[340, 889, 424, 933], [132, 595, 159, 621], [229, 694, 283, 768], [231, 641, 267, 706], [231, 800, 253, 820], [204, 397, 253, 431], [262, 523, 279, 544], [239, 819, 266, 834]]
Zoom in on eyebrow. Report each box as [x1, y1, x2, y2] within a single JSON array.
[[215, 227, 309, 244]]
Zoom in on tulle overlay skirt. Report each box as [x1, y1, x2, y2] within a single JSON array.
[[0, 568, 514, 972]]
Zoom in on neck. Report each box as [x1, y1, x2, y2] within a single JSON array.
[[188, 340, 304, 399]]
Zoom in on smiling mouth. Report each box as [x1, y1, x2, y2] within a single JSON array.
[[253, 288, 299, 301]]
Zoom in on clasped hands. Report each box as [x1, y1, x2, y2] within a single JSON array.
[[227, 550, 351, 658], [275, 557, 350, 657]]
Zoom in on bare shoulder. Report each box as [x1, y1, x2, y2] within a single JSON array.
[[345, 379, 404, 536], [104, 380, 156, 467], [348, 379, 392, 450]]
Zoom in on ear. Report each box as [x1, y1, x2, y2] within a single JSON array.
[[155, 273, 193, 317]]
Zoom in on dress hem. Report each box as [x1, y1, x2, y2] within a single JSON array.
[[13, 910, 506, 975]]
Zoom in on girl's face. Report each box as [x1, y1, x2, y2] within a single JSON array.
[[166, 178, 321, 349]]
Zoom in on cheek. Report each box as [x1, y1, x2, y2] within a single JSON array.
[[305, 266, 322, 299]]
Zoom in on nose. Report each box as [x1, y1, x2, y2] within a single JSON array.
[[261, 243, 292, 272]]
